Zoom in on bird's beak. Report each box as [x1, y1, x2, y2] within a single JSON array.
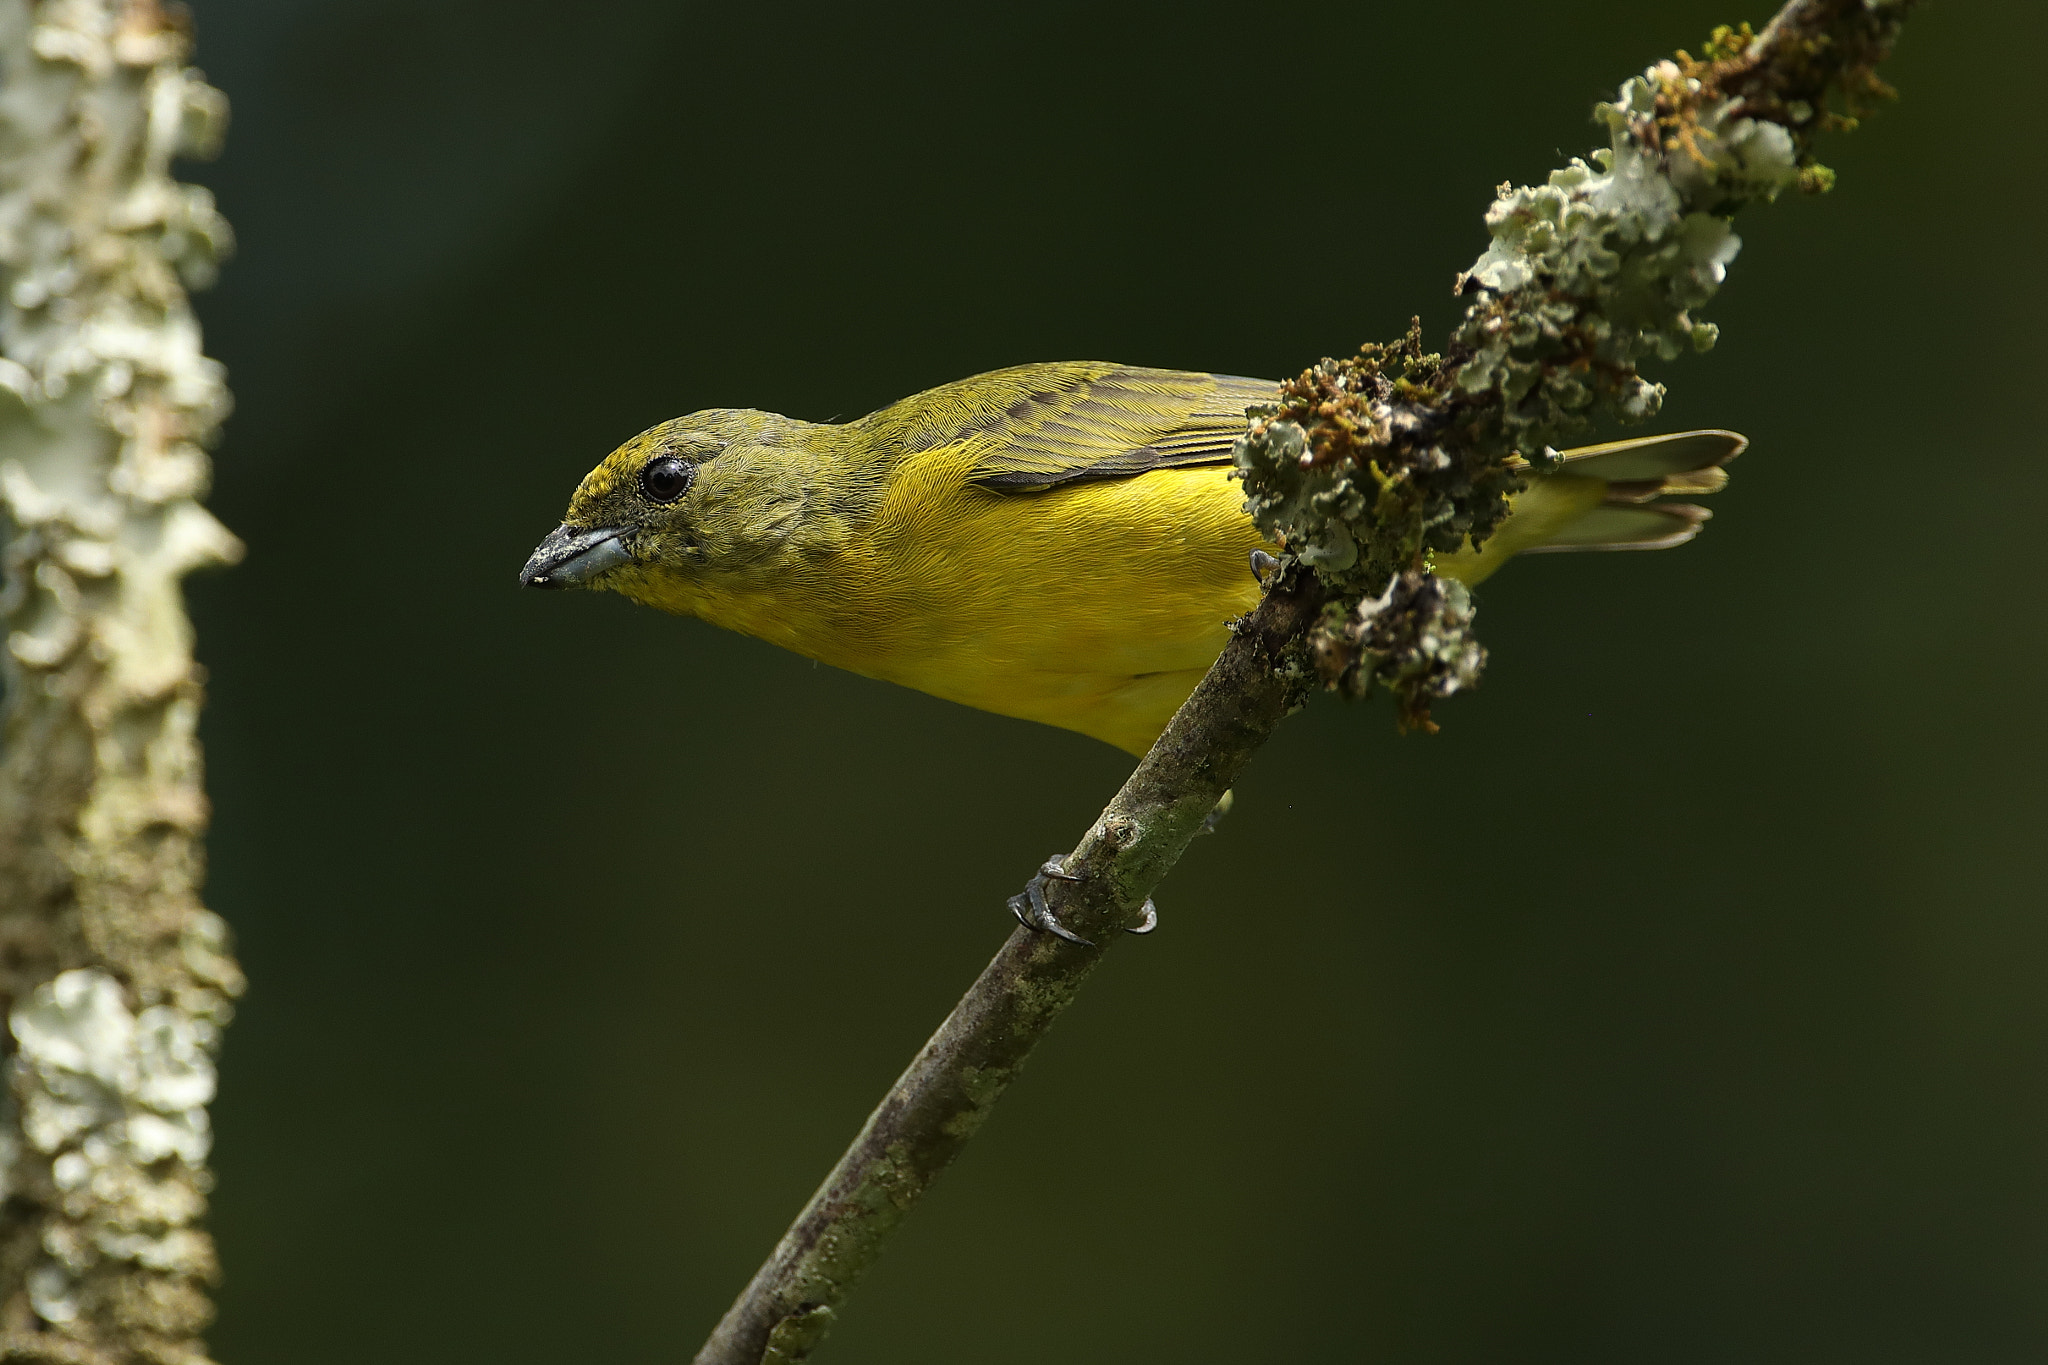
[[520, 524, 632, 589]]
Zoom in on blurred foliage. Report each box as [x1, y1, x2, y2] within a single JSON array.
[[183, 1, 2048, 1361]]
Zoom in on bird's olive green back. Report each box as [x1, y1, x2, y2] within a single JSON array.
[[855, 362, 1278, 492]]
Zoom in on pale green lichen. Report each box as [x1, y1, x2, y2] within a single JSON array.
[[7, 970, 219, 1327], [1448, 62, 1799, 451], [1236, 326, 1520, 597], [1311, 571, 1485, 734]]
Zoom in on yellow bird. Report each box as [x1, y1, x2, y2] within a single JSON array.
[[520, 362, 1743, 756]]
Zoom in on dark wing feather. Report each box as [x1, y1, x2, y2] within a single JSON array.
[[857, 362, 1277, 493]]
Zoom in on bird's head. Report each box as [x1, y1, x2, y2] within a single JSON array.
[[519, 408, 820, 607]]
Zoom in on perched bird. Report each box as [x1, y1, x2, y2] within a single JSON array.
[[521, 362, 1743, 756]]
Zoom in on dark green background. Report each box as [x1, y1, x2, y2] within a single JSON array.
[[179, 2, 2046, 1360]]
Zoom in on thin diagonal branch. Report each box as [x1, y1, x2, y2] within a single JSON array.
[[694, 2, 1917, 1360], [694, 570, 1326, 1365]]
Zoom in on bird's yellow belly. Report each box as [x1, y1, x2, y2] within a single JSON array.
[[865, 464, 1267, 753], [681, 461, 1268, 755]]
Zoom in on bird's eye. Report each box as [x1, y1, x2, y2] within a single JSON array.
[[640, 456, 694, 503]]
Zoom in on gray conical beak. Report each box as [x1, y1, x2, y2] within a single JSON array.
[[519, 524, 632, 589]]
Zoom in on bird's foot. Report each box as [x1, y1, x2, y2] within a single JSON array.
[[1249, 549, 1281, 584], [1009, 855, 1092, 945], [1008, 854, 1158, 946]]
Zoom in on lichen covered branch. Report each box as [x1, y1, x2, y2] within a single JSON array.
[[0, 2, 241, 1360], [697, 2, 1916, 1360], [1237, 0, 1915, 727]]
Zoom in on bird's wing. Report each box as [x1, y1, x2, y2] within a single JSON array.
[[861, 363, 1278, 493]]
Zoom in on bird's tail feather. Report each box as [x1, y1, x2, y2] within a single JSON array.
[[1519, 428, 1746, 554]]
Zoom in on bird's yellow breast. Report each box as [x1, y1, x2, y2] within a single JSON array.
[[658, 446, 1266, 755]]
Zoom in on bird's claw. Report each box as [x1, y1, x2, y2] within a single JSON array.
[[1007, 854, 1159, 945], [1009, 854, 1092, 946], [1249, 549, 1281, 583]]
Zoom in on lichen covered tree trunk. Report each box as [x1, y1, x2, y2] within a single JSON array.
[[0, 1, 240, 1361]]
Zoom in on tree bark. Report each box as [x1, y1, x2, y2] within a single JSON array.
[[0, 3, 239, 1361]]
